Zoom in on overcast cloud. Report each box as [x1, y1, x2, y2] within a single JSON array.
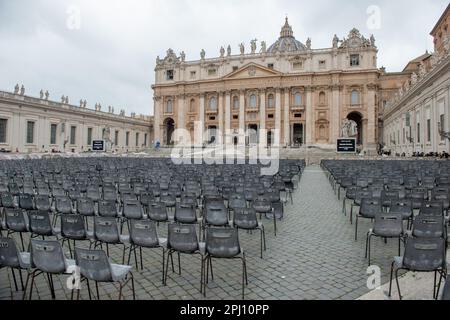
[[0, 0, 447, 116]]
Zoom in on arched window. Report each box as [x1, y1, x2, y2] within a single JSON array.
[[268, 94, 275, 108], [166, 99, 173, 113], [351, 90, 359, 105], [233, 96, 239, 110], [294, 93, 302, 106], [249, 94, 257, 108], [209, 97, 217, 110], [189, 99, 195, 113], [319, 92, 326, 105]]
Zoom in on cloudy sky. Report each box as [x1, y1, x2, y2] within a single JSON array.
[[0, 0, 447, 116]]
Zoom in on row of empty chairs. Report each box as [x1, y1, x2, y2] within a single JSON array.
[[0, 157, 305, 299], [322, 159, 449, 300]]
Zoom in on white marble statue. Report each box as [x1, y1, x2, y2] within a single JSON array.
[[220, 46, 225, 58], [239, 43, 245, 55], [260, 41, 266, 53], [200, 49, 205, 60], [227, 45, 231, 56], [250, 39, 257, 54], [14, 84, 20, 94]]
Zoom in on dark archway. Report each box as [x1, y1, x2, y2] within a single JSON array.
[[164, 118, 175, 146], [293, 123, 303, 145], [347, 112, 363, 145], [267, 130, 273, 146]]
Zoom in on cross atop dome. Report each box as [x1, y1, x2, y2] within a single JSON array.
[[280, 17, 294, 38]]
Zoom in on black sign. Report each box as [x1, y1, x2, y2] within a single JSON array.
[[92, 140, 105, 151], [337, 138, 356, 153]]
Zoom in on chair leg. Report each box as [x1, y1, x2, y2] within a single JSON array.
[[364, 232, 369, 259], [388, 261, 394, 297], [241, 257, 245, 300], [161, 248, 165, 285], [22, 271, 30, 300], [10, 268, 19, 292], [209, 256, 214, 281], [28, 270, 37, 300], [177, 252, 181, 275], [368, 234, 372, 266], [355, 215, 358, 241], [395, 268, 402, 300], [19, 233, 25, 252], [139, 246, 143, 270], [130, 273, 136, 300], [164, 250, 171, 285], [95, 281, 100, 300]]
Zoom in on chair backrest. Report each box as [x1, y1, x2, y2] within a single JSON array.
[[30, 239, 67, 274], [98, 200, 118, 217], [77, 198, 95, 216], [373, 213, 404, 236], [233, 207, 258, 229], [34, 195, 51, 211], [412, 215, 445, 239], [205, 227, 241, 258], [123, 200, 143, 219], [129, 220, 159, 247], [147, 202, 168, 222], [94, 217, 120, 243], [167, 223, 198, 253], [205, 205, 228, 226], [61, 214, 87, 240], [74, 247, 113, 282], [55, 196, 72, 214], [28, 210, 52, 236], [19, 193, 34, 210], [402, 237, 445, 271], [0, 237, 20, 268], [174, 203, 196, 224], [4, 208, 27, 232], [1, 192, 15, 208], [360, 198, 382, 218]]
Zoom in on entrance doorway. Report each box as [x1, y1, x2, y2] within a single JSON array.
[[293, 123, 304, 145], [347, 112, 363, 145], [247, 124, 258, 145], [164, 118, 175, 146]]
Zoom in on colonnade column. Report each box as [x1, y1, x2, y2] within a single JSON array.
[[225, 91, 231, 145], [153, 96, 162, 144], [283, 88, 290, 146], [259, 89, 266, 147], [275, 88, 282, 147], [218, 91, 224, 145], [305, 86, 313, 145], [239, 90, 245, 145]]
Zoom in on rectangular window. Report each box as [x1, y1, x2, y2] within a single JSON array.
[[267, 64, 274, 69], [190, 71, 196, 79], [26, 121, 35, 144], [50, 124, 57, 145], [166, 70, 174, 80], [87, 128, 93, 145], [208, 68, 217, 76], [115, 130, 119, 145], [417, 123, 420, 143], [232, 66, 239, 71], [135, 133, 139, 147], [268, 114, 274, 119], [126, 132, 130, 146], [403, 128, 405, 144], [440, 114, 445, 141], [319, 60, 326, 69], [350, 54, 360, 66], [144, 133, 148, 146], [293, 62, 303, 69], [70, 126, 76, 145], [0, 119, 7, 143], [427, 119, 431, 142]]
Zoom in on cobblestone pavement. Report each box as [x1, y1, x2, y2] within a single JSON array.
[[1, 165, 405, 300]]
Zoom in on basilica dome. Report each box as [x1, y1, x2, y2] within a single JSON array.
[[267, 18, 307, 53]]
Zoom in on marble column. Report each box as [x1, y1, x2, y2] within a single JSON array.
[[305, 87, 313, 145], [198, 94, 205, 145], [275, 88, 282, 147], [283, 88, 290, 146], [153, 96, 162, 144], [259, 89, 266, 147], [218, 91, 224, 145], [239, 90, 245, 145], [331, 85, 340, 141], [177, 94, 185, 145], [225, 91, 231, 145], [365, 84, 377, 152]]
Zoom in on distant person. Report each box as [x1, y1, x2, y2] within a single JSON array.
[[155, 140, 161, 150]]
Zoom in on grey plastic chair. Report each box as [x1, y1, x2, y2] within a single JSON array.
[[388, 237, 446, 300], [73, 247, 135, 300], [0, 237, 30, 296], [365, 213, 404, 265], [23, 239, 75, 300], [61, 214, 94, 258], [164, 223, 204, 292], [203, 226, 248, 299], [128, 219, 166, 283], [93, 217, 129, 263], [28, 210, 59, 240], [355, 198, 381, 241], [4, 208, 28, 251], [233, 208, 266, 258]]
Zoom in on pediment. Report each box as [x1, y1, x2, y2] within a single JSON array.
[[223, 63, 281, 79]]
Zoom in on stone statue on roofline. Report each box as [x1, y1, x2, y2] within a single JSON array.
[[239, 43, 245, 55], [220, 46, 225, 58], [260, 41, 267, 54], [40, 90, 44, 99], [14, 84, 19, 94], [200, 49, 205, 60], [20, 85, 25, 96], [332, 35, 339, 48], [227, 45, 231, 56], [250, 39, 257, 54], [45, 90, 49, 100]]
